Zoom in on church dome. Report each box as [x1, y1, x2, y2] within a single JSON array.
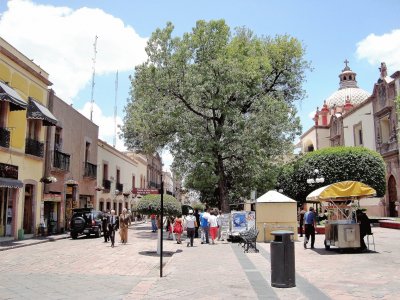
[[325, 60, 370, 108]]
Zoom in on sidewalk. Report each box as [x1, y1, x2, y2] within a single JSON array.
[[0, 232, 69, 251]]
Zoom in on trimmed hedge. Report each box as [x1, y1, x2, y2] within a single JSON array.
[[278, 146, 386, 204], [137, 194, 182, 216]]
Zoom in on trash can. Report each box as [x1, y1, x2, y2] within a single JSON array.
[[270, 230, 295, 288], [17, 228, 24, 240]]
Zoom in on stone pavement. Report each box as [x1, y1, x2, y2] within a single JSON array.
[[1, 222, 400, 299]]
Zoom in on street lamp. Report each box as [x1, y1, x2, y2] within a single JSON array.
[[306, 169, 325, 185]]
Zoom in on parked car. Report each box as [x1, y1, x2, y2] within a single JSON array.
[[70, 208, 103, 239]]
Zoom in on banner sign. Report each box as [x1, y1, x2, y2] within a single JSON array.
[[131, 188, 159, 195], [43, 193, 62, 202]]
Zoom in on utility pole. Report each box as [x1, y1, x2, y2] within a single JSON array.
[[90, 35, 98, 121]]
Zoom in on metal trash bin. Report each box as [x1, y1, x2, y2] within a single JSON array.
[[270, 230, 295, 288]]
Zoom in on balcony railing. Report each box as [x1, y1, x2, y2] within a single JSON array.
[[103, 179, 111, 192], [116, 182, 123, 193], [378, 141, 398, 155], [0, 127, 10, 148], [149, 181, 161, 189], [25, 138, 44, 157], [83, 162, 97, 178], [53, 150, 70, 172]]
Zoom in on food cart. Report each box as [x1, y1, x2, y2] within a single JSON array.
[[306, 181, 376, 250]]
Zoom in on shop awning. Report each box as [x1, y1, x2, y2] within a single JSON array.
[[27, 98, 58, 126], [0, 177, 23, 189], [306, 181, 376, 202], [0, 81, 28, 111]]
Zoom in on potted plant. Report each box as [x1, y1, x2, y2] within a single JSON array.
[[40, 176, 57, 184]]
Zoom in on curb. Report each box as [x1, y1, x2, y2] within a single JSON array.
[[0, 235, 69, 252]]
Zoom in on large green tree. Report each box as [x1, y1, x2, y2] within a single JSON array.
[[122, 20, 310, 212], [277, 147, 386, 204]]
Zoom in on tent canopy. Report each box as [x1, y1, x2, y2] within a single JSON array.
[[256, 190, 296, 203], [306, 181, 376, 202]]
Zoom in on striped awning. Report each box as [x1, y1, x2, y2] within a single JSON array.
[[0, 177, 23, 189], [27, 98, 58, 126], [0, 81, 27, 111]]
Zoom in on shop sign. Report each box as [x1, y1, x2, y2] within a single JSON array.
[[43, 193, 62, 202], [0, 163, 18, 179], [131, 188, 159, 195]]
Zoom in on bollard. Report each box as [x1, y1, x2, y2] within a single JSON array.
[[270, 230, 295, 288]]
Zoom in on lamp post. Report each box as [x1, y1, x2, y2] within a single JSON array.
[[306, 169, 325, 185]]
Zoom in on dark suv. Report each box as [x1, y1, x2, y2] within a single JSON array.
[[70, 208, 103, 239]]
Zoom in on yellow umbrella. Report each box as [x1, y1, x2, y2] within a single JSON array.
[[306, 181, 376, 202]]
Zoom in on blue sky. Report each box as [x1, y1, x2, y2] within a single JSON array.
[[1, 0, 400, 169]]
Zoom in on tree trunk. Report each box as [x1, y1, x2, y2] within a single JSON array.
[[217, 155, 229, 213]]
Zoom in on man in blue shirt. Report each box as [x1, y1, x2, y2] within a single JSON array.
[[304, 207, 316, 249]]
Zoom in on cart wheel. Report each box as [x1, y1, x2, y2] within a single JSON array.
[[324, 240, 330, 250]]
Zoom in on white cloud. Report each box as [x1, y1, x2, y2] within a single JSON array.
[[0, 0, 148, 102], [356, 29, 400, 72], [308, 110, 316, 119], [78, 102, 126, 151]]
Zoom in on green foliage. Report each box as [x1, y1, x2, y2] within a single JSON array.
[[122, 20, 310, 211], [277, 147, 386, 204], [137, 194, 182, 216]]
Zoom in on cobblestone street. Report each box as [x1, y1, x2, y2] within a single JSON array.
[[1, 222, 400, 299]]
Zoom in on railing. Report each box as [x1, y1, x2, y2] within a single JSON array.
[[83, 162, 97, 178], [25, 138, 44, 157], [53, 150, 70, 171], [103, 179, 111, 192], [116, 182, 123, 193], [0, 163, 18, 179], [0, 127, 10, 148], [149, 181, 161, 189]]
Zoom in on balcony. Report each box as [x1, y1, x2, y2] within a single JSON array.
[[53, 150, 70, 172], [83, 162, 97, 178], [0, 127, 10, 148], [378, 140, 398, 156], [25, 138, 44, 158], [116, 182, 123, 193], [149, 181, 161, 189], [103, 179, 111, 192]]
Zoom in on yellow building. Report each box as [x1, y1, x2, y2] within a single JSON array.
[[0, 37, 56, 240]]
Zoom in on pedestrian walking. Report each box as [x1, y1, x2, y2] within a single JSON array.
[[298, 206, 306, 237], [208, 210, 218, 244], [216, 210, 223, 241], [102, 211, 109, 242], [119, 208, 130, 244], [194, 209, 200, 238], [108, 210, 119, 248], [166, 216, 174, 240], [304, 207, 316, 249], [150, 213, 157, 232], [184, 210, 197, 247], [173, 215, 183, 244], [200, 209, 210, 244]]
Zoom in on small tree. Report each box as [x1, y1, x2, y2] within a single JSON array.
[[278, 147, 386, 204], [137, 194, 182, 216]]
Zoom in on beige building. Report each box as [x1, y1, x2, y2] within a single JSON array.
[[97, 140, 143, 215], [44, 91, 98, 233]]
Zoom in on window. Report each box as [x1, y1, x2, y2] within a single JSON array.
[[116, 169, 120, 184], [85, 142, 90, 163], [380, 116, 390, 143], [54, 127, 62, 150], [27, 119, 40, 140], [0, 101, 8, 127], [132, 175, 135, 189], [353, 123, 363, 146], [103, 164, 108, 180]]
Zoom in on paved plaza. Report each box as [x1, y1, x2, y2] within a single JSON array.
[[0, 222, 399, 299]]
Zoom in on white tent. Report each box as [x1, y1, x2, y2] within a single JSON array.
[[256, 190, 297, 203], [255, 190, 298, 242]]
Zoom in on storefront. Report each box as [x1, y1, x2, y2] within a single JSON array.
[[0, 163, 23, 237], [43, 193, 61, 235]]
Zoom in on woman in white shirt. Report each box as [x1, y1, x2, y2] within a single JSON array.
[[208, 211, 218, 244]]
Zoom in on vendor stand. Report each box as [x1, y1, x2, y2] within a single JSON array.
[[306, 181, 376, 250]]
